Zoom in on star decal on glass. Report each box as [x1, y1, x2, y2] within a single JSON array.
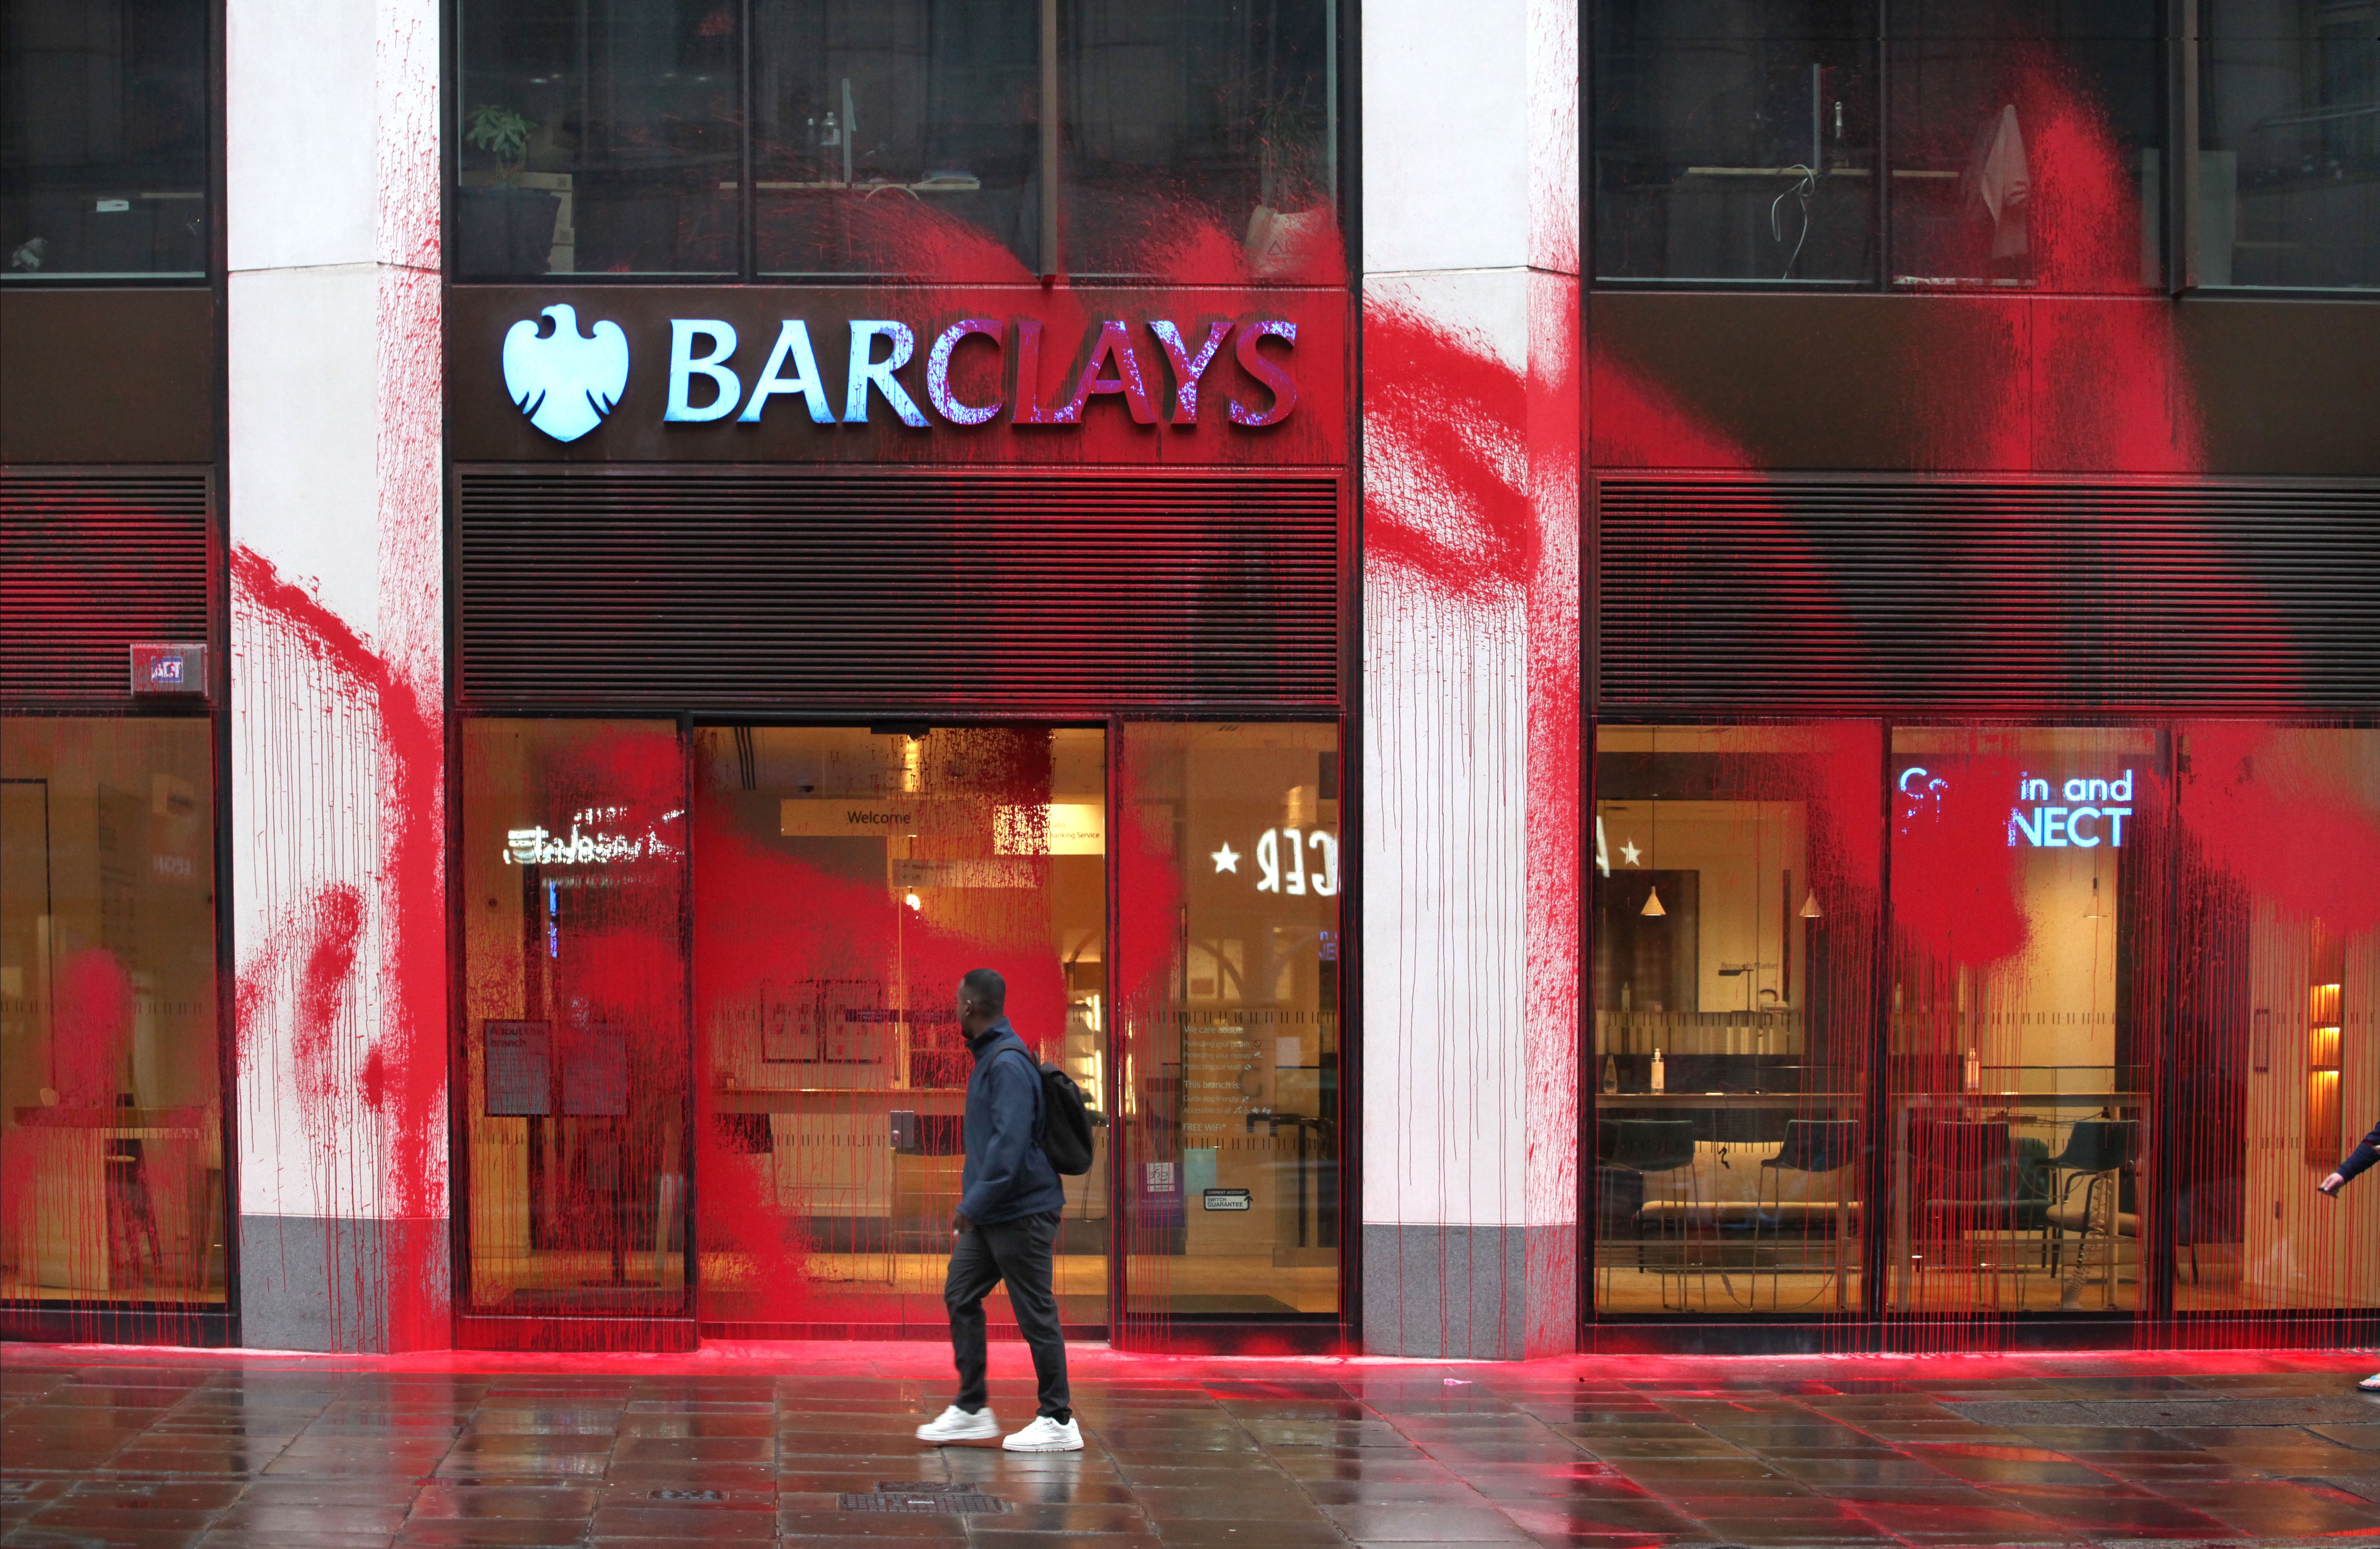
[[1618, 839, 1643, 867], [1211, 842, 1240, 874]]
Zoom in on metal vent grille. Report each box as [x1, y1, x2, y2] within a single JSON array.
[[0, 470, 212, 704], [455, 467, 1342, 713], [1596, 477, 2380, 714], [840, 1486, 1006, 1513]]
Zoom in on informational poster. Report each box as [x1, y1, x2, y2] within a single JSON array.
[[485, 1020, 551, 1116], [558, 1023, 628, 1116], [1181, 1020, 1261, 1140]]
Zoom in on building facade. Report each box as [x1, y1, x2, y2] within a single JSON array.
[[1, 0, 2374, 1358]]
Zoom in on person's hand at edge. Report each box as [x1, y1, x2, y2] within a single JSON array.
[[2321, 1173, 2347, 1196], [953, 1209, 974, 1235]]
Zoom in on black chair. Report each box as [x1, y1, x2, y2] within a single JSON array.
[[1908, 1120, 2031, 1306], [1604, 1119, 1704, 1309], [2043, 1119, 2136, 1308], [1759, 1119, 1859, 1309]]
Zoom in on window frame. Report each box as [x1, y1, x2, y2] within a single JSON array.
[[440, 0, 1355, 287]]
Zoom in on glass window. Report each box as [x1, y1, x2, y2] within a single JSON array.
[[1, 0, 209, 281], [456, 0, 1343, 282], [753, 3, 1041, 277], [1887, 727, 2160, 1314], [1592, 1, 1880, 284], [458, 720, 690, 1321], [1889, 2, 2165, 290], [2172, 725, 2380, 1312], [1063, 0, 1340, 280], [455, 0, 741, 276], [2, 717, 223, 1309], [690, 724, 1108, 1332], [2202, 2, 2380, 290], [1591, 724, 1882, 1319], [1118, 723, 1341, 1324], [1590, 0, 2167, 290]]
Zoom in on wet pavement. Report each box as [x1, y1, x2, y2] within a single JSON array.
[[7, 1342, 2380, 1547]]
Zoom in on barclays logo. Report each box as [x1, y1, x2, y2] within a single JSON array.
[[502, 304, 629, 443]]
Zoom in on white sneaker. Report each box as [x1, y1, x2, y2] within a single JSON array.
[[2358, 1373, 2380, 1393], [1002, 1414, 1083, 1452], [915, 1404, 1000, 1444]]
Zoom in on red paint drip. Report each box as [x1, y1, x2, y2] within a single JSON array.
[[231, 544, 448, 1300]]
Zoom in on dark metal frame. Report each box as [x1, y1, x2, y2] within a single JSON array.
[[1578, 706, 2380, 1353], [0, 463, 235, 1348], [438, 0, 1358, 290], [1582, 1, 2375, 301]]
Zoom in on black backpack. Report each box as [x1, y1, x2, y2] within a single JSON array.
[[1006, 1049, 1107, 1176]]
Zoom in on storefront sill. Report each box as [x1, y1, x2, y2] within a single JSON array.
[[0, 1303, 237, 1348], [455, 1313, 700, 1353]]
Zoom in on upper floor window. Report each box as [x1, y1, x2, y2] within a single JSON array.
[[1, 0, 210, 282], [2201, 0, 2380, 290], [453, 0, 1341, 282], [1591, 0, 2167, 291]]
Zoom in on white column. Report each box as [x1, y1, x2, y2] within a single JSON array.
[[226, 0, 447, 1350], [1360, 0, 1579, 1358]]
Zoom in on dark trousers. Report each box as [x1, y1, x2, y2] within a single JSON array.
[[946, 1211, 1069, 1419]]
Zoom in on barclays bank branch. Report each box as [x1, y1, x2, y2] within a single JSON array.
[[6, 0, 2380, 1360]]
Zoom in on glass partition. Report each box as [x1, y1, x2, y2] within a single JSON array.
[[458, 720, 690, 1322], [2171, 725, 2380, 1312], [1887, 727, 2162, 1314], [1117, 722, 1344, 1328], [1, 0, 210, 280], [691, 725, 1107, 1332], [1, 716, 222, 1309], [1591, 724, 1882, 1318]]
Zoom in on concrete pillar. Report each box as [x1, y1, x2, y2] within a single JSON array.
[[225, 0, 447, 1350], [1359, 0, 1579, 1358]]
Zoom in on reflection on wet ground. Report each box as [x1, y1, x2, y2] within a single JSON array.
[[6, 1342, 2380, 1546]]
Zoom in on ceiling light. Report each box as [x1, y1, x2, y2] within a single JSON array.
[[1641, 886, 1666, 918]]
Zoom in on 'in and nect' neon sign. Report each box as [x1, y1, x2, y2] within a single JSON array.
[[1899, 766, 2135, 848]]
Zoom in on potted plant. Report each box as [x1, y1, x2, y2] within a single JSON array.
[[458, 104, 555, 275]]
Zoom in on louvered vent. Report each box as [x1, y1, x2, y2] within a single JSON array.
[[1597, 478, 2380, 714], [1, 471, 212, 703], [455, 468, 1342, 712]]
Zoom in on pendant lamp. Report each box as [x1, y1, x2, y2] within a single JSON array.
[[1641, 886, 1666, 918], [1799, 889, 1822, 919]]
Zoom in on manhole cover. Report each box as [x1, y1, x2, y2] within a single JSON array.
[[651, 1488, 724, 1501], [840, 1488, 1005, 1514]]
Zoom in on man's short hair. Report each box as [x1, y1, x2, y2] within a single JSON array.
[[960, 967, 1006, 1015]]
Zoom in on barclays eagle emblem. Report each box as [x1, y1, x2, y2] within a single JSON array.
[[502, 304, 630, 443]]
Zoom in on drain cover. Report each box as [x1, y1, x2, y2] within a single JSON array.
[[650, 1488, 724, 1501], [840, 1486, 1005, 1514]]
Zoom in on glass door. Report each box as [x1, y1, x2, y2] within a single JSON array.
[[690, 725, 1109, 1332], [1115, 722, 1343, 1335], [458, 720, 692, 1326]]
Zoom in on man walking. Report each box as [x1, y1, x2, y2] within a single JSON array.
[[2319, 1118, 2380, 1391], [914, 968, 1082, 1452]]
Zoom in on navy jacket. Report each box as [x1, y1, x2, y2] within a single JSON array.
[[2338, 1119, 2380, 1185], [958, 1017, 1066, 1225]]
